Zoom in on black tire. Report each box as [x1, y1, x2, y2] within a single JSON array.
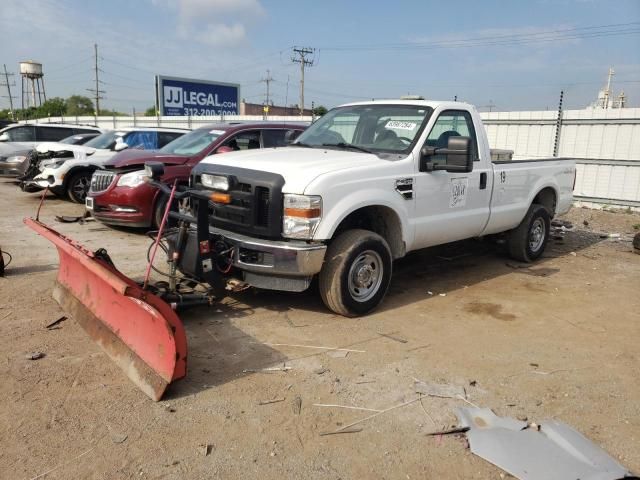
[[66, 171, 92, 203], [319, 229, 392, 317], [507, 203, 551, 262], [153, 194, 177, 229]]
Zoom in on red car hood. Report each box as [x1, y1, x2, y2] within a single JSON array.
[[105, 149, 191, 168]]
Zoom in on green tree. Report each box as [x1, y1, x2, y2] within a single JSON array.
[[65, 95, 95, 115], [35, 97, 67, 117], [144, 106, 158, 116], [312, 105, 328, 117]]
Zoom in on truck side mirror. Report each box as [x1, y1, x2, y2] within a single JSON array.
[[419, 137, 473, 173], [0, 133, 9, 142]]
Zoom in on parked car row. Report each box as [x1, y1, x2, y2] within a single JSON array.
[[3, 121, 305, 223]]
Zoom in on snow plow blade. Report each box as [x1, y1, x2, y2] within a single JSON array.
[[24, 218, 187, 401]]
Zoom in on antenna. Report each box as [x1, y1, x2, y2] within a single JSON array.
[[291, 47, 315, 116]]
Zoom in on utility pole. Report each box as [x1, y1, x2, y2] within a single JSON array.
[[1, 64, 16, 120], [291, 47, 315, 116], [87, 43, 105, 116], [260, 69, 274, 106], [553, 90, 564, 157], [260, 70, 274, 118]]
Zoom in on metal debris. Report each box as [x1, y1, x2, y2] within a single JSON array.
[[243, 366, 292, 373], [26, 352, 45, 360], [455, 407, 635, 480], [378, 332, 408, 344], [46, 315, 68, 329], [319, 427, 363, 436], [259, 398, 285, 405]]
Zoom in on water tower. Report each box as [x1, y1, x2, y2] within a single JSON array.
[[20, 60, 46, 109]]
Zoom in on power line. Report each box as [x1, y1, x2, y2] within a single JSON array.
[[291, 47, 315, 115], [318, 22, 640, 52]]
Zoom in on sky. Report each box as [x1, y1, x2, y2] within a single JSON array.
[[1, 0, 639, 113]]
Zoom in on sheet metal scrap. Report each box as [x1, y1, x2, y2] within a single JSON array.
[[456, 407, 636, 480]]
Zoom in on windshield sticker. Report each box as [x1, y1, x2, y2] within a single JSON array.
[[209, 129, 226, 135], [385, 120, 417, 130], [449, 177, 468, 208]]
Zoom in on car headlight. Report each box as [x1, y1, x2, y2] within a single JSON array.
[[201, 173, 229, 191], [5, 155, 26, 164], [117, 170, 148, 187], [283, 194, 322, 239]]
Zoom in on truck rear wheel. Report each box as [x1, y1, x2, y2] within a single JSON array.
[[319, 229, 392, 317], [507, 203, 550, 262]]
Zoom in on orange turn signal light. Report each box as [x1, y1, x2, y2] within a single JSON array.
[[284, 207, 321, 218], [210, 192, 231, 204]]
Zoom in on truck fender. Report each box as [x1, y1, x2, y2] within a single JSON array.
[[314, 189, 411, 257]]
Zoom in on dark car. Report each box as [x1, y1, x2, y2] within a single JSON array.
[[87, 122, 306, 228], [0, 124, 103, 176]]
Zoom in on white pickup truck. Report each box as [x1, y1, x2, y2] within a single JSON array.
[[184, 99, 575, 316]]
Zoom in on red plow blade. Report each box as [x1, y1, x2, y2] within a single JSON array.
[[24, 218, 187, 401]]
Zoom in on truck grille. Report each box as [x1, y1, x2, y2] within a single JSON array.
[[191, 165, 285, 239], [90, 170, 116, 193]]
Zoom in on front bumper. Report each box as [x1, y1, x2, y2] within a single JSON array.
[[34, 168, 63, 188], [214, 226, 326, 277], [0, 160, 26, 177], [87, 179, 156, 228]]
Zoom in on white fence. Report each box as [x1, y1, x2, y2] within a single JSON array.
[[481, 108, 640, 207], [23, 114, 313, 130], [23, 109, 640, 208]]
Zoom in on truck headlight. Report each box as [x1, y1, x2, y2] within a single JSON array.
[[117, 170, 147, 187], [201, 173, 229, 191], [283, 194, 322, 239]]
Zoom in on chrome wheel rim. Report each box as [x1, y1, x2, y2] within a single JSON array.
[[529, 218, 545, 252], [72, 176, 90, 201], [348, 250, 383, 302]]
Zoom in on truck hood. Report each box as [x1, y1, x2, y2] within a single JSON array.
[[105, 149, 189, 168], [199, 147, 386, 193]]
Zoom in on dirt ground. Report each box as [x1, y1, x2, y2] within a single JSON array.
[[1, 178, 639, 479]]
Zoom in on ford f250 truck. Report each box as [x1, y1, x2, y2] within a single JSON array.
[[172, 99, 575, 317]]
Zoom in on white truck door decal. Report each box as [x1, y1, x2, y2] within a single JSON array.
[[450, 177, 469, 208]]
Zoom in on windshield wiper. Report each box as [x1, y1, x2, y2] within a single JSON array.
[[321, 142, 373, 154], [290, 142, 315, 148]]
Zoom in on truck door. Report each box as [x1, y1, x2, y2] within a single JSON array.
[[412, 109, 492, 248]]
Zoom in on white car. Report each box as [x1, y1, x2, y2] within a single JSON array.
[[33, 127, 187, 202]]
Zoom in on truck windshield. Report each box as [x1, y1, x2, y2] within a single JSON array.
[[159, 128, 224, 156], [294, 104, 432, 154]]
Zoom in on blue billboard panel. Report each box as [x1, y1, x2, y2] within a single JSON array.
[[156, 75, 240, 116]]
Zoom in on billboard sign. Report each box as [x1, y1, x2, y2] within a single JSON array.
[[156, 75, 240, 116]]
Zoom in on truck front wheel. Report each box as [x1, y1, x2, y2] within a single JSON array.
[[319, 229, 392, 317], [507, 203, 550, 262]]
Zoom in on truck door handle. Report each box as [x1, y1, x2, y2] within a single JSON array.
[[480, 172, 487, 190]]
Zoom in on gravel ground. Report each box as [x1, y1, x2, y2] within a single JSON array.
[[1, 178, 639, 479]]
